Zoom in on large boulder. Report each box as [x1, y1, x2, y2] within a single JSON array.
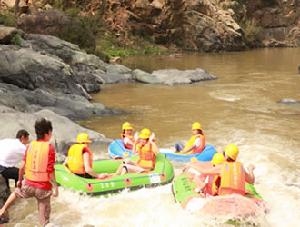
[[151, 68, 217, 85], [0, 26, 23, 45], [26, 34, 107, 71], [0, 45, 84, 96], [132, 69, 161, 84], [100, 64, 133, 83], [0, 83, 112, 119], [0, 109, 112, 155]]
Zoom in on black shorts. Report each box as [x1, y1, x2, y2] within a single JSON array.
[[0, 165, 19, 187]]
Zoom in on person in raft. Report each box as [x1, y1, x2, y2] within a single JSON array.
[[199, 144, 255, 196], [0, 118, 58, 226], [0, 129, 30, 188], [121, 122, 135, 150], [66, 133, 110, 179], [175, 122, 205, 154], [115, 128, 159, 175]]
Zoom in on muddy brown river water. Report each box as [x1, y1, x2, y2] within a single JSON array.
[[9, 48, 300, 226]]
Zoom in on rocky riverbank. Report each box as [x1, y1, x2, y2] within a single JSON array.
[[1, 0, 298, 55], [0, 24, 216, 149]]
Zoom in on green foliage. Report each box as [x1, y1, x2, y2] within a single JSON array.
[[57, 13, 103, 53], [0, 11, 16, 26], [11, 33, 22, 46], [262, 0, 278, 7], [96, 33, 168, 58], [65, 7, 81, 17], [242, 20, 262, 43]]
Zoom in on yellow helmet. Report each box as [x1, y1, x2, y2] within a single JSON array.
[[211, 153, 225, 165], [224, 144, 239, 160], [192, 122, 202, 130], [122, 122, 133, 130], [76, 133, 92, 144], [139, 128, 151, 139]]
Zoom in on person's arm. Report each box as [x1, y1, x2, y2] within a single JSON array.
[[151, 142, 159, 155], [180, 144, 195, 154], [48, 144, 58, 196], [17, 160, 25, 188], [50, 172, 58, 197], [198, 165, 221, 175], [181, 138, 200, 154], [245, 164, 255, 184], [83, 152, 103, 178]]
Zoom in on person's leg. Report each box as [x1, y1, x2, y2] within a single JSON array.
[[37, 197, 51, 226], [175, 142, 184, 152], [114, 163, 126, 176], [0, 192, 17, 217], [36, 189, 52, 226], [125, 164, 145, 173]]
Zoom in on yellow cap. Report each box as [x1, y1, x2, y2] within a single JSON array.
[[76, 133, 92, 144], [122, 122, 133, 130], [139, 128, 151, 139], [192, 122, 202, 130], [211, 153, 225, 165], [224, 144, 239, 161]]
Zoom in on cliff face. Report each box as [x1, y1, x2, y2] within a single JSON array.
[[97, 0, 246, 51], [1, 0, 299, 51], [244, 0, 300, 47]]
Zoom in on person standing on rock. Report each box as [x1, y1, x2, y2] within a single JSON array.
[[0, 129, 30, 188], [0, 118, 58, 226]]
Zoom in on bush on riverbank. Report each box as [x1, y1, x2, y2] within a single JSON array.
[[242, 20, 262, 45], [0, 11, 16, 26], [57, 9, 101, 54], [96, 33, 168, 58]]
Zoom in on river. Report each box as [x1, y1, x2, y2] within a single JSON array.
[[8, 48, 300, 226]]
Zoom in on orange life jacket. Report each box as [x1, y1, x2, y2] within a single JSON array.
[[67, 144, 93, 174], [218, 162, 245, 196], [25, 141, 50, 182], [136, 142, 156, 170], [184, 134, 206, 154], [202, 174, 221, 196]]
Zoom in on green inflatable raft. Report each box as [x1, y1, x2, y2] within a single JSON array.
[[172, 173, 263, 205], [55, 153, 174, 195]]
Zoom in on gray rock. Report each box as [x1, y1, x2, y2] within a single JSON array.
[[0, 109, 112, 155], [278, 98, 300, 104], [0, 175, 10, 223], [99, 73, 133, 84], [151, 68, 217, 85], [26, 34, 107, 71], [83, 83, 101, 93], [105, 64, 132, 75], [0, 83, 110, 119], [0, 25, 23, 45], [0, 46, 85, 96], [132, 69, 161, 84]]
